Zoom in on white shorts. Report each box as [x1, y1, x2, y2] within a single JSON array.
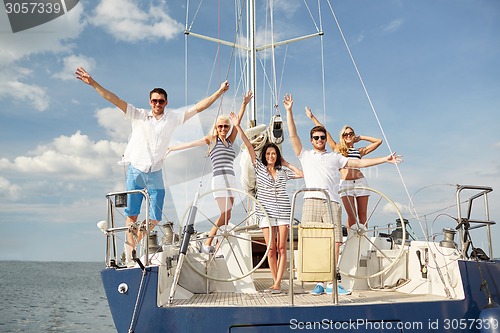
[[258, 216, 289, 228], [339, 178, 370, 197], [211, 173, 237, 198]]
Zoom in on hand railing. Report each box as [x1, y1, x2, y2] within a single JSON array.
[[104, 189, 151, 267], [455, 185, 495, 259]]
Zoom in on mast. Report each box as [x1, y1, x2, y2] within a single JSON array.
[[186, 0, 322, 128], [248, 0, 257, 128]]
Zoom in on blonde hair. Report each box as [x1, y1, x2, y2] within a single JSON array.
[[338, 125, 354, 157], [208, 115, 231, 153]]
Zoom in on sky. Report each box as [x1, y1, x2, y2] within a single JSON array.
[[1, 0, 499, 262]]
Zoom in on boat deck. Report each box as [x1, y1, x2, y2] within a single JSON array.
[[170, 271, 448, 307]]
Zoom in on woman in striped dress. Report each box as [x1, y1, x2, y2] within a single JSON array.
[[168, 110, 244, 253], [232, 91, 303, 293]]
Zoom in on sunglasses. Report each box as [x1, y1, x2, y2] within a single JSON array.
[[312, 135, 326, 141], [342, 132, 355, 137], [217, 124, 230, 129], [151, 99, 166, 105]]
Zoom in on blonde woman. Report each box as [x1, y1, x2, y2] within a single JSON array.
[[168, 109, 245, 253], [337, 125, 382, 227], [305, 108, 382, 228]]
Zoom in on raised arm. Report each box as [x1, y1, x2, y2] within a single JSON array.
[[357, 135, 382, 157], [75, 67, 127, 113], [230, 111, 256, 164], [305, 106, 337, 152], [281, 157, 304, 179], [227, 91, 253, 143], [283, 94, 302, 157], [168, 136, 210, 153], [184, 81, 230, 121]]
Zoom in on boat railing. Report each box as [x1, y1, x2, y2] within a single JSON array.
[[455, 184, 495, 260], [103, 189, 152, 268], [288, 188, 339, 305]]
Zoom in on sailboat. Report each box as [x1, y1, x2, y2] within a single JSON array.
[[98, 1, 500, 332]]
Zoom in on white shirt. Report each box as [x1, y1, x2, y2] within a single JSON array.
[[298, 149, 348, 202], [123, 104, 192, 172]]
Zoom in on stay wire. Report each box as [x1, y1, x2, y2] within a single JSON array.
[[317, 0, 327, 123], [183, 0, 245, 198], [327, 1, 453, 296], [326, 0, 417, 223]]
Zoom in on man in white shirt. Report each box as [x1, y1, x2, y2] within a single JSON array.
[[283, 93, 401, 295], [76, 67, 229, 263]]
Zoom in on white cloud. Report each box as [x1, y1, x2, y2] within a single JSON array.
[[0, 176, 21, 200], [382, 19, 404, 33], [53, 54, 96, 81], [0, 71, 50, 111], [272, 0, 301, 17], [95, 107, 130, 142], [355, 32, 365, 44], [89, 0, 183, 43], [0, 2, 85, 66], [382, 201, 409, 215], [0, 131, 125, 180], [0, 3, 86, 111]]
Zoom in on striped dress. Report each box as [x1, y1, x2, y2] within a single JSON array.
[[254, 159, 295, 220], [210, 137, 236, 176]]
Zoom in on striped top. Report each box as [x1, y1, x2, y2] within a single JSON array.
[[210, 137, 236, 176], [347, 147, 361, 159], [254, 159, 296, 220]]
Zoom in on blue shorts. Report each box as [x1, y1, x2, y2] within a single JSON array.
[[125, 165, 165, 221]]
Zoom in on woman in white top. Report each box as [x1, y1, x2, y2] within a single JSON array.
[[233, 91, 303, 293], [306, 108, 382, 228]]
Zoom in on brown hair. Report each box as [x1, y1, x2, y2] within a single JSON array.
[[260, 143, 282, 169], [310, 125, 326, 139], [149, 88, 168, 100]]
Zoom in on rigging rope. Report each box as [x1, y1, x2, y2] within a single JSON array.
[[181, 0, 246, 221], [297, 0, 327, 122], [326, 0, 455, 297], [128, 269, 147, 333], [326, 0, 419, 222], [269, 0, 279, 112]]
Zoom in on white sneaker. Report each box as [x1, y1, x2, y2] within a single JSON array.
[[124, 260, 136, 268], [326, 283, 351, 295], [200, 244, 215, 254], [310, 283, 325, 295]]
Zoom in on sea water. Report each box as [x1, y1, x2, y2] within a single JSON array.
[[0, 261, 116, 333]]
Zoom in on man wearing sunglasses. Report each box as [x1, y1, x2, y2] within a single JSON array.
[[283, 93, 401, 295], [76, 67, 229, 265]]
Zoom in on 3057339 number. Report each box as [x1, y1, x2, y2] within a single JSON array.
[[4, 2, 62, 14], [443, 318, 499, 330]]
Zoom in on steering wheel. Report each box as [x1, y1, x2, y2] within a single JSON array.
[[338, 186, 407, 280], [181, 188, 271, 282]]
